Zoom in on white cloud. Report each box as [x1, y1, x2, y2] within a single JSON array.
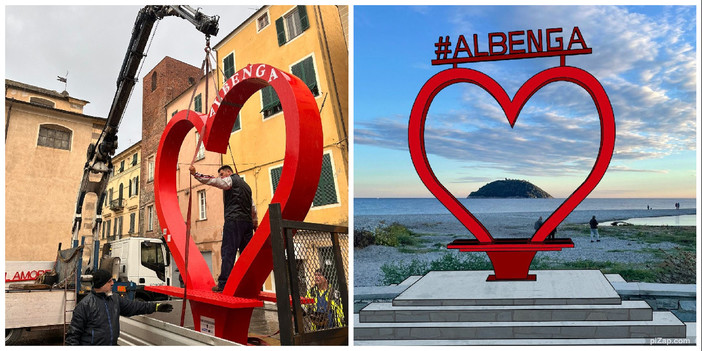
[[355, 5, 696, 179]]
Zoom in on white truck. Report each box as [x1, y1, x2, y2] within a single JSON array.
[[4, 237, 172, 345], [100, 237, 172, 300]]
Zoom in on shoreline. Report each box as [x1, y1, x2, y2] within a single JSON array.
[[353, 208, 696, 287], [354, 208, 696, 238]]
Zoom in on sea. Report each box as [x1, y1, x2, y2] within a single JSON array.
[[355, 198, 697, 225]]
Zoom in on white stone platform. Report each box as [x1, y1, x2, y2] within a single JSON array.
[[392, 270, 621, 306], [355, 270, 689, 345]]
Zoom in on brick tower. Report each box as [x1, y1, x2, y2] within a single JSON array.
[[139, 56, 202, 237]]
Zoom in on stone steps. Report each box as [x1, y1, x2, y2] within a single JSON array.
[[359, 300, 653, 323], [354, 270, 690, 345], [354, 312, 686, 340]]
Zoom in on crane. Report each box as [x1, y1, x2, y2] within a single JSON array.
[[70, 5, 219, 272]]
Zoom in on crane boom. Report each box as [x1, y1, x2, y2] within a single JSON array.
[[71, 6, 219, 272]]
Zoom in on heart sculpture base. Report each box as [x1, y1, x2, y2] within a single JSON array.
[[448, 238, 574, 281]]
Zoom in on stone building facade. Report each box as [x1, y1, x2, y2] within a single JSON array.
[[5, 79, 105, 261]]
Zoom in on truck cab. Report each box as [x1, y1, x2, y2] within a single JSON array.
[[101, 237, 170, 301]]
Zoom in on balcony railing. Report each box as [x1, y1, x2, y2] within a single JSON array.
[[110, 198, 126, 211]]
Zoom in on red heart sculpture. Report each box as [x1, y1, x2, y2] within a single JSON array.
[[152, 63, 322, 342], [408, 66, 615, 279]]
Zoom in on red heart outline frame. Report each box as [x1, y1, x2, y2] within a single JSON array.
[[152, 63, 322, 341], [408, 66, 615, 276]]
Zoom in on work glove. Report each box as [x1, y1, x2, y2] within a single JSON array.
[[155, 303, 174, 312]]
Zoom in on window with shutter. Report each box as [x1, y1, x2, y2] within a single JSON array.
[[261, 86, 282, 118], [276, 6, 310, 46], [194, 94, 202, 113], [312, 153, 338, 207], [223, 53, 235, 80], [129, 213, 136, 234], [291, 56, 319, 96], [276, 17, 286, 46], [270, 153, 338, 208], [270, 166, 283, 194]]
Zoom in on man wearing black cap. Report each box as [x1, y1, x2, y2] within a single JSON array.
[[65, 269, 174, 345]]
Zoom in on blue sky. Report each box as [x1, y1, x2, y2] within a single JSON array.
[[354, 5, 698, 198]]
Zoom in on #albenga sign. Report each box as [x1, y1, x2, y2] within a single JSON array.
[[409, 26, 616, 281]]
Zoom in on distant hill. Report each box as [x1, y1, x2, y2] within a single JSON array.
[[468, 179, 553, 198]]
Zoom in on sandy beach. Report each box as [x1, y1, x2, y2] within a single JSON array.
[[354, 208, 696, 287]]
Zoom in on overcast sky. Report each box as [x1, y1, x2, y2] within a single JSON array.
[[355, 5, 699, 198], [5, 5, 260, 154]]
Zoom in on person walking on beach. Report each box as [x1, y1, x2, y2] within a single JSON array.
[[589, 215, 600, 242], [548, 226, 557, 240]]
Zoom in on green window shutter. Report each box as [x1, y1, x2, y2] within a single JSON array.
[[271, 166, 283, 193], [128, 179, 132, 197], [261, 86, 272, 109], [223, 53, 235, 79], [292, 56, 318, 96], [135, 177, 139, 195], [303, 56, 318, 94], [129, 213, 135, 233], [261, 86, 281, 116], [275, 17, 286, 46], [313, 153, 338, 207], [194, 94, 202, 113], [292, 61, 304, 82], [298, 5, 309, 32]]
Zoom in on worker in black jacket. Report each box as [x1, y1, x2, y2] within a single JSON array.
[[65, 269, 173, 345]]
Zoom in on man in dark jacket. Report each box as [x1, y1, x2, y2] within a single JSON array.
[[65, 269, 173, 345], [190, 165, 258, 292], [589, 215, 600, 242]]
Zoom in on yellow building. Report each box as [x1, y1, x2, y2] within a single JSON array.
[[5, 79, 106, 261], [154, 5, 349, 290], [213, 5, 349, 227], [210, 5, 349, 292], [101, 141, 141, 241]]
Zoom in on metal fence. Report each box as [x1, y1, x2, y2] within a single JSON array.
[[269, 204, 349, 345]]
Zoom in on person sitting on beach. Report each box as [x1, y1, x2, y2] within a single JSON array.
[[589, 215, 600, 242]]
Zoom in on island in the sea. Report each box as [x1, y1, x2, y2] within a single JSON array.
[[467, 179, 553, 198]]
